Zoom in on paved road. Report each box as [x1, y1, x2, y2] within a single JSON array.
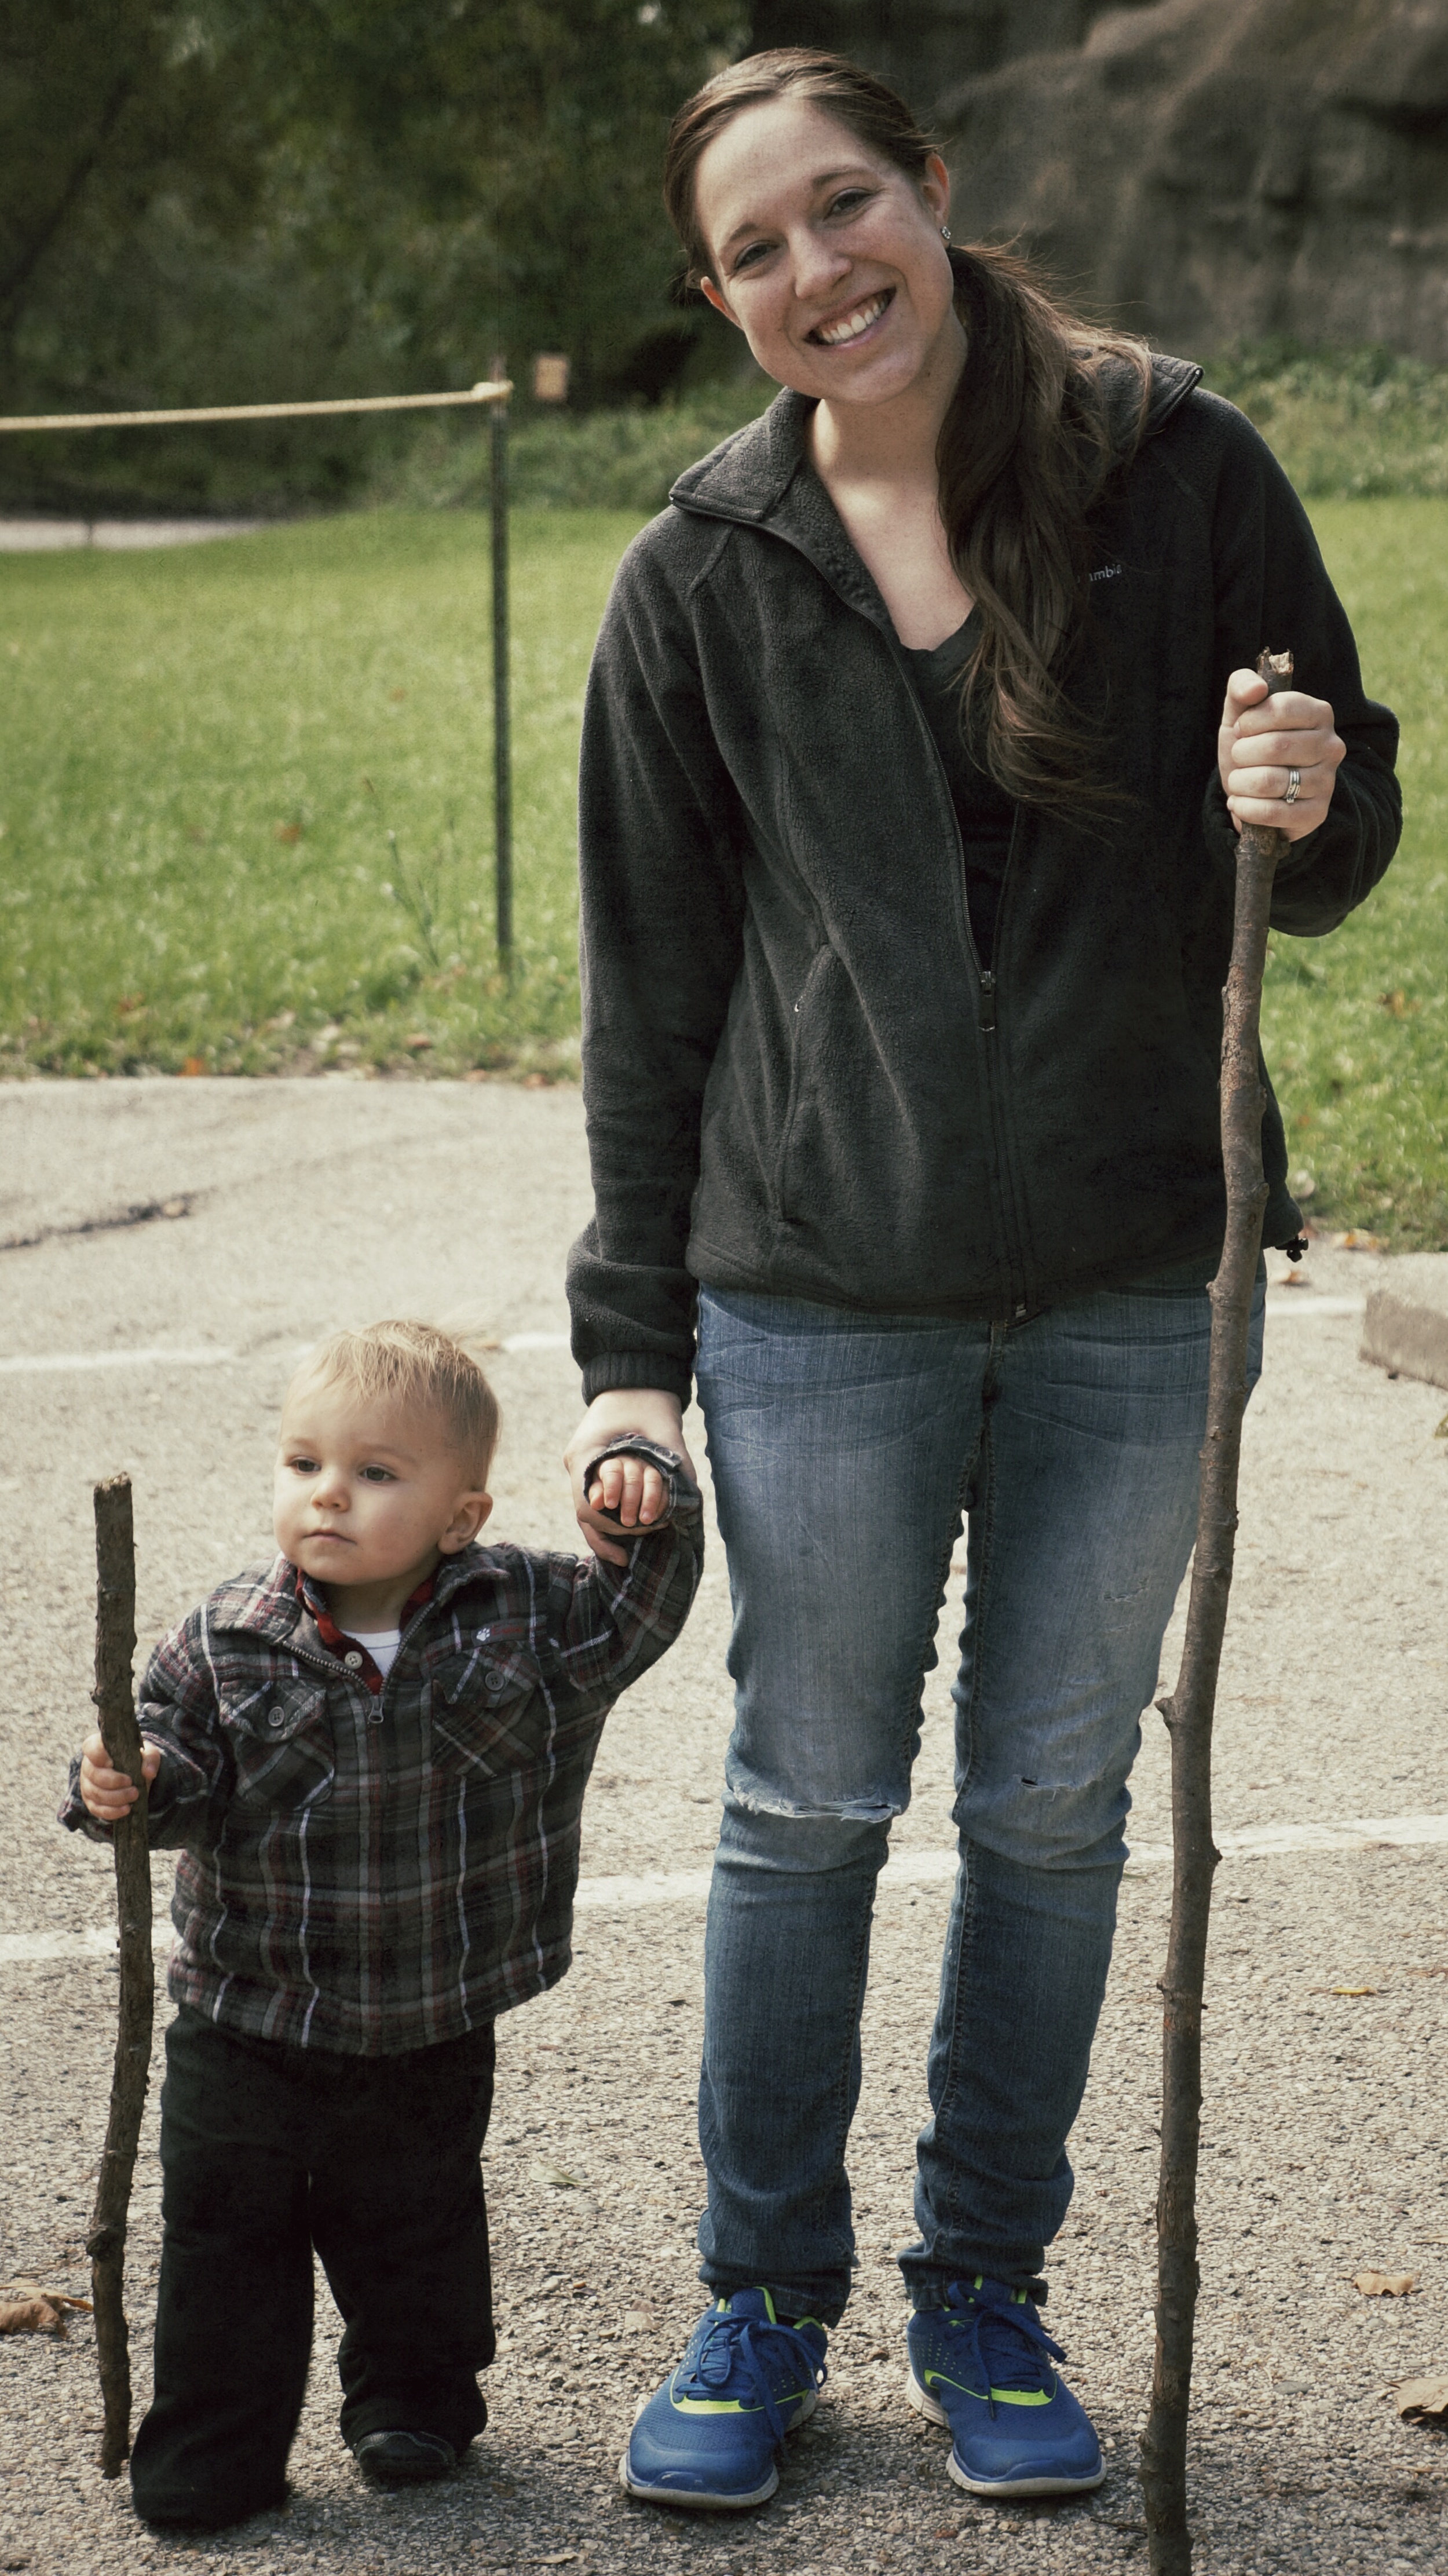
[[0, 519, 268, 551], [2, 1080, 1445, 2576]]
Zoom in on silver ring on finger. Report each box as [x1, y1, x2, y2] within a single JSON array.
[[1284, 766, 1302, 805]]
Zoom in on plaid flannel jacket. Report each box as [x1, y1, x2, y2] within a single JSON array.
[[61, 1442, 702, 2054]]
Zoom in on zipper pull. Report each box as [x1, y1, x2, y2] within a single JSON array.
[[979, 970, 997, 1033]]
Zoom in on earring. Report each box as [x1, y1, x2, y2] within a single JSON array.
[[941, 224, 952, 243]]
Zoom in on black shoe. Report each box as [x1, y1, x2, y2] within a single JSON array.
[[353, 2429, 457, 2484], [133, 2483, 287, 2531]]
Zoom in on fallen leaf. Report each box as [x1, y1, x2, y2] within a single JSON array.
[[274, 821, 302, 843], [1396, 2374, 1448, 2420], [1333, 1985, 1380, 1997], [0, 2282, 90, 2314], [404, 1033, 434, 1051], [1339, 1229, 1387, 1252], [1436, 1413, 1448, 1441], [531, 2158, 579, 2190], [0, 2299, 65, 2336], [1355, 2270, 1418, 2297], [389, 688, 407, 703], [180, 1055, 207, 1077], [1278, 1268, 1313, 1288]]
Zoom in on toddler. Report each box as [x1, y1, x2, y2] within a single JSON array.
[[63, 1320, 701, 2530]]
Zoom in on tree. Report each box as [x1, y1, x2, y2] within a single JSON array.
[[0, 0, 747, 503]]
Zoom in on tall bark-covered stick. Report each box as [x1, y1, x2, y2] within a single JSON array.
[[85, 1475, 154, 2478], [1140, 652, 1295, 2574]]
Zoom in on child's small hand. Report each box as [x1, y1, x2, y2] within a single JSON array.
[[586, 1453, 668, 1538], [79, 1731, 162, 1822]]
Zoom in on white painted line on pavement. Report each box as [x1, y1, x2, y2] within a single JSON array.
[[574, 1867, 715, 1910], [0, 1313, 1362, 1376], [573, 1813, 1448, 1910], [0, 1347, 239, 1373], [8, 1812, 1444, 1963], [0, 1927, 125, 1961], [1263, 1296, 1366, 1318]]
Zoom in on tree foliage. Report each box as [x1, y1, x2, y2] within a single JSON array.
[[0, 0, 745, 500]]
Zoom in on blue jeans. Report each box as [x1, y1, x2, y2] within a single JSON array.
[[691, 1269, 1264, 2325]]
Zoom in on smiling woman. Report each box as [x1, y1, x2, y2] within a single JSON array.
[[661, 52, 1163, 807], [559, 43, 1401, 2525]]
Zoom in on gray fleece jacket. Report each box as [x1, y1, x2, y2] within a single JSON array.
[[567, 363, 1401, 1405]]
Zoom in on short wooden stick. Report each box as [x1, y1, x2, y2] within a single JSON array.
[[1139, 652, 1295, 2572], [85, 1475, 154, 2479]]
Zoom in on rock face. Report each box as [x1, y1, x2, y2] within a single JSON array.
[[748, 2, 1147, 111], [939, 0, 1448, 360]]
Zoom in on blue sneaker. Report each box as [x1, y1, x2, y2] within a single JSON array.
[[906, 2277, 1106, 2497], [621, 2289, 828, 2509]]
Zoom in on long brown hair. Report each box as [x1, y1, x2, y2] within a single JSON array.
[[663, 49, 1153, 815]]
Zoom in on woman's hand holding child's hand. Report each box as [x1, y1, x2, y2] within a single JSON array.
[[564, 1390, 697, 1567], [1219, 667, 1345, 843], [79, 1730, 161, 1822]]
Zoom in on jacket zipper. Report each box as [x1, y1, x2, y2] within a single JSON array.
[[279, 1589, 454, 1708], [897, 670, 1032, 1316], [696, 500, 1036, 1314]]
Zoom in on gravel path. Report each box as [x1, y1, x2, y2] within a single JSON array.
[[2, 1080, 1445, 2575]]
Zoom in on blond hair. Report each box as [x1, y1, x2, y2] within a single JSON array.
[[295, 1320, 500, 1482]]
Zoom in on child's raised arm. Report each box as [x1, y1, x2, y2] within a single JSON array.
[[540, 1436, 704, 1711]]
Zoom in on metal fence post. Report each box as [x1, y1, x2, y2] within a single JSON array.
[[489, 358, 513, 973]]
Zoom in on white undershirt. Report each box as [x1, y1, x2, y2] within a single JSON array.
[[346, 1627, 402, 1680]]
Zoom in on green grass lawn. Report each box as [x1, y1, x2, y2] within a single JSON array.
[[1260, 502, 1447, 1247], [1, 496, 1444, 1241], [0, 509, 641, 1082]]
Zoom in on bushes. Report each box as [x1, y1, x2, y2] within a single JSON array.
[[1200, 346, 1448, 500], [369, 383, 776, 518], [359, 345, 1448, 522]]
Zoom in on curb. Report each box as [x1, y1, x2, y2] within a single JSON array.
[[1360, 1252, 1448, 1390]]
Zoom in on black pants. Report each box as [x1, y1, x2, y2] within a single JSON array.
[[130, 2007, 495, 2529]]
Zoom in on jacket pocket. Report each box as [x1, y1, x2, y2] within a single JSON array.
[[426, 1642, 543, 1779], [774, 942, 840, 1224], [224, 1679, 332, 1806]]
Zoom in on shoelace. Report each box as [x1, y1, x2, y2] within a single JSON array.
[[942, 2278, 1066, 2421], [685, 2309, 828, 2446]]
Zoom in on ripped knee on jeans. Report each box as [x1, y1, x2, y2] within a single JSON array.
[[719, 1781, 902, 1869]]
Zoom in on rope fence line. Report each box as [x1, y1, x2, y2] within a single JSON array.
[[0, 378, 517, 967], [0, 381, 510, 434]]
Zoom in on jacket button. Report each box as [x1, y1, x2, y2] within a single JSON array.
[[268, 1708, 286, 1729], [343, 1651, 364, 1670], [484, 1667, 505, 1695]]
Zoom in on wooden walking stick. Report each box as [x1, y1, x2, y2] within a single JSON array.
[[1139, 652, 1295, 2572], [85, 1474, 155, 2476]]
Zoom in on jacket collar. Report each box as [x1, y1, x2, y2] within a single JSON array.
[[670, 387, 895, 633], [206, 1543, 498, 1649], [668, 352, 1204, 627]]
